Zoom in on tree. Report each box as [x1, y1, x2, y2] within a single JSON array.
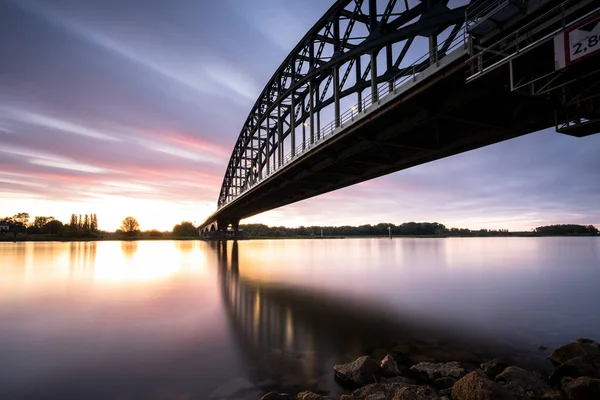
[[91, 214, 98, 232], [173, 221, 198, 237], [70, 214, 78, 231], [13, 212, 29, 227], [45, 219, 63, 234], [120, 217, 140, 235], [34, 216, 54, 229]]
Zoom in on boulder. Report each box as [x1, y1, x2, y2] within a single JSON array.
[[496, 366, 552, 399], [549, 356, 600, 384], [548, 339, 600, 366], [540, 390, 566, 400], [296, 392, 335, 400], [381, 354, 402, 378], [334, 356, 382, 388], [410, 361, 466, 381], [434, 377, 457, 390], [481, 359, 510, 379], [391, 385, 441, 399], [452, 370, 517, 400], [383, 376, 417, 385], [562, 376, 600, 400], [338, 382, 439, 400], [260, 392, 294, 400]]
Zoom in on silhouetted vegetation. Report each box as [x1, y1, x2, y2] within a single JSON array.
[[2, 211, 598, 241], [238, 222, 522, 237], [120, 217, 140, 236], [534, 224, 599, 236], [172, 221, 198, 237]]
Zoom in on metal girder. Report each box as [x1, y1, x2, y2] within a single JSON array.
[[217, 0, 471, 207]]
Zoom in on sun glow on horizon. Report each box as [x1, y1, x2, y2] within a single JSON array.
[[0, 195, 216, 232]]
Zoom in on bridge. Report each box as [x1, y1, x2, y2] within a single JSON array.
[[200, 0, 600, 233]]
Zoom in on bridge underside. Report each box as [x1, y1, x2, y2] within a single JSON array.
[[201, 0, 600, 232], [203, 59, 593, 230]]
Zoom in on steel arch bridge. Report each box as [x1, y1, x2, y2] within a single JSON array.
[[218, 0, 468, 206], [201, 0, 600, 232]]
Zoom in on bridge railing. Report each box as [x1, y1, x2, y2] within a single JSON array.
[[466, 0, 511, 32], [465, 0, 590, 82], [222, 27, 468, 207]]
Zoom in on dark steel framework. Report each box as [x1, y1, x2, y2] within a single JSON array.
[[217, 0, 472, 209]]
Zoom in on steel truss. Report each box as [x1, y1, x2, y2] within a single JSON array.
[[217, 0, 470, 208]]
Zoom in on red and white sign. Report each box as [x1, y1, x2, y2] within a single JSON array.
[[555, 11, 600, 70]]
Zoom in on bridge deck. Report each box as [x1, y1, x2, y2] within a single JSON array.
[[201, 0, 600, 230]]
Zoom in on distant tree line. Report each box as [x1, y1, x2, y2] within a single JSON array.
[[68, 213, 99, 234], [534, 224, 599, 236], [238, 222, 515, 237], [1, 212, 100, 238], [237, 222, 598, 237]]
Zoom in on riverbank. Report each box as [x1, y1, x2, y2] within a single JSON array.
[[2, 233, 598, 242], [257, 338, 600, 400]]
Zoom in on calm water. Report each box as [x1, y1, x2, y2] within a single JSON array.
[[1, 238, 599, 399]]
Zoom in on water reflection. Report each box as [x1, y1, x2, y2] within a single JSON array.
[[211, 240, 546, 396], [69, 242, 97, 277], [1, 238, 597, 399], [120, 240, 138, 259]]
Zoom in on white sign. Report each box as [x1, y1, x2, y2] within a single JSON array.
[[555, 12, 600, 70], [567, 20, 600, 64]]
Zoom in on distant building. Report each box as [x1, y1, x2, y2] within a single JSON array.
[[0, 222, 9, 231]]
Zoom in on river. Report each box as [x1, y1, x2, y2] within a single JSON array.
[[1, 238, 599, 399]]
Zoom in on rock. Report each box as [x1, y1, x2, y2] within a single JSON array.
[[562, 376, 600, 400], [392, 385, 441, 399], [540, 390, 566, 400], [538, 345, 548, 351], [260, 393, 294, 400], [481, 359, 510, 379], [383, 376, 416, 384], [548, 339, 600, 366], [209, 377, 255, 398], [381, 354, 402, 378], [411, 354, 438, 364], [410, 361, 466, 381], [296, 392, 335, 400], [440, 388, 453, 397], [549, 356, 600, 384], [333, 356, 381, 388], [452, 370, 517, 400], [434, 377, 457, 390], [339, 382, 439, 400], [496, 366, 552, 399]]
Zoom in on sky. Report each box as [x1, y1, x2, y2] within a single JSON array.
[[1, 0, 599, 232]]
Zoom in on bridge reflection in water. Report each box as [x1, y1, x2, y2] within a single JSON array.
[[208, 240, 549, 396]]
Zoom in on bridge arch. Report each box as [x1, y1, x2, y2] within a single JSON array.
[[217, 0, 470, 209]]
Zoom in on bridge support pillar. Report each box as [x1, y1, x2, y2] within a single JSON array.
[[217, 220, 228, 231]]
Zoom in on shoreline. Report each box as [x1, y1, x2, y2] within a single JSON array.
[[1, 234, 598, 243], [254, 338, 600, 400]]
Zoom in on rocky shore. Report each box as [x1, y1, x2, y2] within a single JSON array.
[[257, 338, 600, 400]]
